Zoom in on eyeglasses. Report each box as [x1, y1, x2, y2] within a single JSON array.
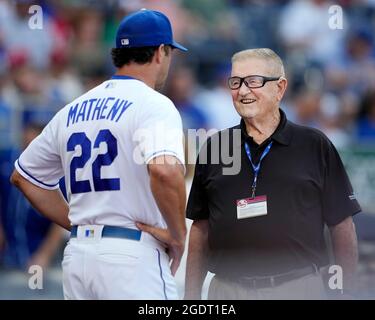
[[228, 75, 281, 90]]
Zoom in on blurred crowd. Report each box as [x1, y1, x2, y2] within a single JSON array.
[[0, 0, 375, 298], [0, 0, 374, 148]]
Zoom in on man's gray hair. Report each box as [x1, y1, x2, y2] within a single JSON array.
[[231, 48, 285, 77]]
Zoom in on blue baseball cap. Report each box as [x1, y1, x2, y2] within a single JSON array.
[[115, 9, 188, 52]]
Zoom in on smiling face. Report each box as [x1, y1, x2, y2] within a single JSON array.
[[230, 57, 286, 122]]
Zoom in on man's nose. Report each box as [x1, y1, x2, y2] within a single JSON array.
[[238, 81, 250, 96]]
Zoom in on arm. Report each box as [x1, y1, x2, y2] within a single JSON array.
[[28, 223, 64, 269], [329, 216, 358, 294], [149, 155, 186, 243], [137, 155, 186, 275], [10, 170, 70, 231], [184, 219, 209, 300]]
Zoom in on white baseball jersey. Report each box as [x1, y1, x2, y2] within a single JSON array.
[[15, 75, 185, 229]]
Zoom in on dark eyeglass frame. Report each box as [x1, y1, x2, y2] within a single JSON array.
[[228, 75, 282, 89]]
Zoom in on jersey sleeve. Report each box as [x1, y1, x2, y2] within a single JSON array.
[[321, 139, 361, 226], [135, 95, 185, 169], [15, 116, 63, 190]]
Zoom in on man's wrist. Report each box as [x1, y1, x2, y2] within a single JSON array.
[[171, 230, 186, 246]]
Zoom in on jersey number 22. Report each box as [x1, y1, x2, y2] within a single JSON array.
[[67, 129, 120, 194]]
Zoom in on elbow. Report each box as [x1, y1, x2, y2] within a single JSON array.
[[192, 219, 209, 236], [149, 164, 182, 185], [10, 170, 22, 188], [330, 216, 355, 235]]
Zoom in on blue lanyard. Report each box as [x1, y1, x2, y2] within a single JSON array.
[[244, 141, 273, 198]]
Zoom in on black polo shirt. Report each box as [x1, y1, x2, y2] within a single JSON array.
[[186, 109, 361, 277]]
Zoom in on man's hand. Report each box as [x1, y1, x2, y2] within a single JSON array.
[[28, 251, 51, 270], [136, 222, 185, 276], [27, 224, 64, 270]]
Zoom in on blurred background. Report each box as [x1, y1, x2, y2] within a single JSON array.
[[0, 0, 375, 299]]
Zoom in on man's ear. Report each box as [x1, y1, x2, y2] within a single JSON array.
[[277, 77, 288, 102], [154, 44, 165, 65]]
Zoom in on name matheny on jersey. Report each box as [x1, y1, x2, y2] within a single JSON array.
[[66, 96, 133, 127]]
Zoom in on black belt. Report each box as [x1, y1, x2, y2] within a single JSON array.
[[70, 225, 142, 241], [219, 265, 319, 289]]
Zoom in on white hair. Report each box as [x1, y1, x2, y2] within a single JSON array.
[[231, 48, 285, 77]]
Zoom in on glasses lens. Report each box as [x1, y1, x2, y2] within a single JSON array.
[[228, 77, 241, 89], [244, 76, 264, 88]]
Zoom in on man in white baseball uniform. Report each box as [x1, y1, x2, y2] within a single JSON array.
[[10, 9, 188, 300]]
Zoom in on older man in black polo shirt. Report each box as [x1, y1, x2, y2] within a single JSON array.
[[184, 48, 361, 300]]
